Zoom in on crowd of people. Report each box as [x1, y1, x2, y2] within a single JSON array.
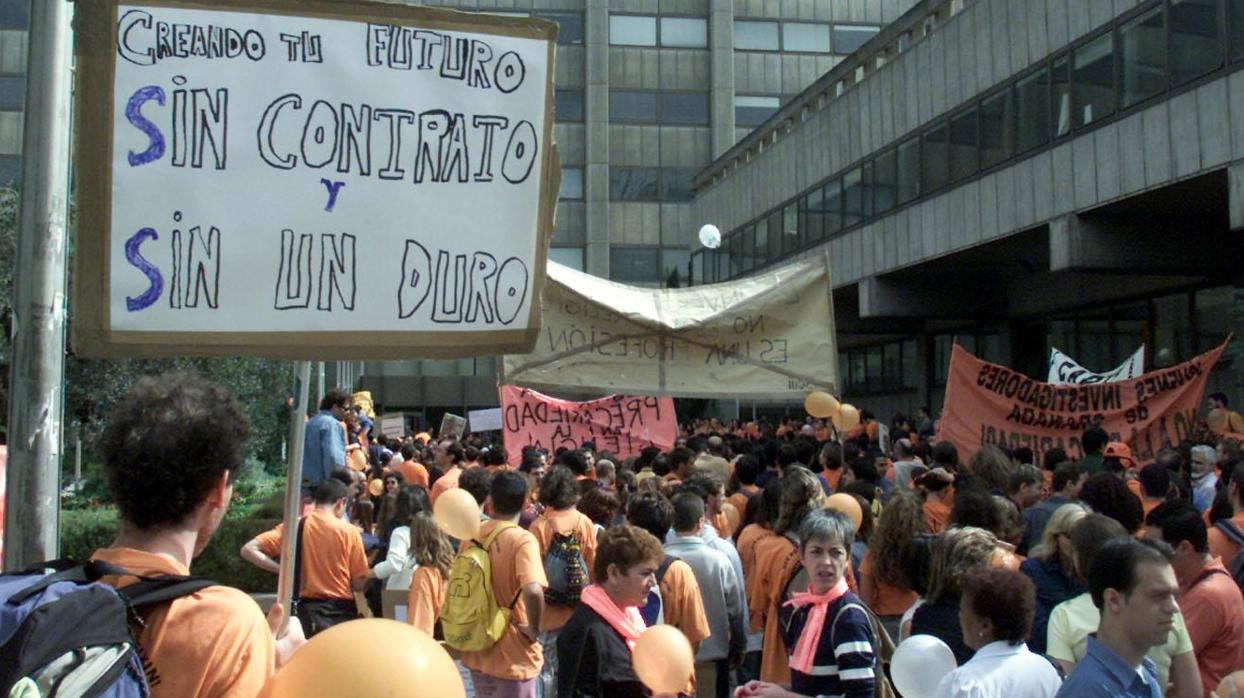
[[81, 377, 1244, 698]]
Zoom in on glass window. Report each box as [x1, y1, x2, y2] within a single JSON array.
[[609, 168, 659, 200], [611, 247, 661, 283], [610, 15, 657, 46], [660, 17, 708, 47], [0, 4, 28, 29], [661, 168, 697, 201], [832, 25, 880, 54], [559, 166, 583, 200], [896, 138, 920, 204], [610, 90, 657, 123], [754, 217, 769, 264], [735, 20, 779, 51], [781, 203, 800, 256], [873, 149, 897, 213], [537, 13, 584, 46], [1073, 35, 1115, 128], [740, 225, 757, 272], [0, 155, 20, 187], [661, 92, 709, 125], [883, 343, 902, 390], [823, 178, 844, 235], [0, 76, 23, 111], [866, 346, 884, 392], [1051, 57, 1072, 138], [948, 108, 978, 183], [849, 351, 867, 393], [549, 247, 584, 270], [1015, 68, 1051, 153], [691, 251, 705, 285], [662, 248, 691, 285], [843, 167, 865, 227], [734, 95, 780, 127], [1170, 0, 1223, 84], [921, 123, 949, 193], [1232, 0, 1244, 61], [901, 340, 919, 388], [766, 210, 783, 259], [1120, 7, 1167, 108], [784, 23, 831, 53], [555, 89, 583, 122], [803, 187, 826, 243], [979, 90, 1014, 168]]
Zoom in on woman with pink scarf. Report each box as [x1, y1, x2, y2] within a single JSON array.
[[736, 509, 879, 698], [556, 524, 682, 698]]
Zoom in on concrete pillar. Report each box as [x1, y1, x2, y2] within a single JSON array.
[[584, 1, 610, 278], [709, 0, 736, 158]]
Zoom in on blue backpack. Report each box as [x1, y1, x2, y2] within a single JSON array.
[[637, 556, 678, 626], [0, 560, 214, 697]]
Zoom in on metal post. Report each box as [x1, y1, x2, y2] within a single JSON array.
[[315, 361, 326, 407], [3, 0, 73, 572], [276, 360, 312, 634]]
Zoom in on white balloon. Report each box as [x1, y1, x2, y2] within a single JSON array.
[[698, 224, 721, 249], [890, 634, 958, 698]]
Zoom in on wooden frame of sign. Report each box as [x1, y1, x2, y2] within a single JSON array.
[[72, 0, 559, 359]]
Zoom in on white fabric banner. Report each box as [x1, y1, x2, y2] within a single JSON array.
[[468, 407, 504, 432], [501, 257, 839, 399], [1047, 345, 1145, 384]]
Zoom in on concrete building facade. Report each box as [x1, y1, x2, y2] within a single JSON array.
[[691, 0, 1244, 421]]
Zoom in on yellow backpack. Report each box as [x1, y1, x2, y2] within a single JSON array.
[[440, 523, 517, 652]]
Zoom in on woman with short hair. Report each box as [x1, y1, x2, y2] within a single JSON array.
[[931, 567, 1062, 698]]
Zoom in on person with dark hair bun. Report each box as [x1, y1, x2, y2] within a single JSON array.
[[932, 568, 1061, 698]]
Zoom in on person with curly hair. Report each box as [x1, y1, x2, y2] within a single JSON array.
[[932, 568, 1062, 698], [910, 526, 1001, 665], [1078, 472, 1145, 534], [405, 512, 454, 636], [859, 491, 925, 639], [92, 372, 304, 698], [556, 525, 670, 698]]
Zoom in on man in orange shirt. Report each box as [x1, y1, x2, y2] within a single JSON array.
[[394, 442, 429, 489], [1208, 464, 1244, 562], [430, 439, 466, 504], [1145, 500, 1244, 696], [242, 479, 370, 637], [460, 471, 548, 698], [91, 373, 303, 698], [528, 466, 598, 698], [626, 492, 712, 647]]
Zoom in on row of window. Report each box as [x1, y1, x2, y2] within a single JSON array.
[[841, 340, 920, 395], [557, 88, 787, 129], [735, 20, 879, 54], [549, 245, 693, 285], [692, 0, 1244, 286], [558, 167, 698, 202]]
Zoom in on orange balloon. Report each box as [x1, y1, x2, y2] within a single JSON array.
[[1218, 671, 1244, 698], [263, 619, 464, 698], [346, 449, 367, 472], [367, 478, 384, 497], [832, 403, 861, 431], [824, 493, 863, 532], [721, 502, 741, 536], [433, 487, 482, 541], [804, 391, 841, 419], [633, 625, 694, 693]]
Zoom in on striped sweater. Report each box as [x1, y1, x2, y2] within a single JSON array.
[[779, 591, 877, 698]]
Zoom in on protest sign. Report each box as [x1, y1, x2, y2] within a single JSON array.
[[1048, 346, 1144, 384], [500, 385, 677, 464], [378, 413, 406, 439], [501, 257, 838, 399], [439, 413, 467, 440], [468, 407, 503, 432], [72, 0, 558, 359], [940, 340, 1229, 466]]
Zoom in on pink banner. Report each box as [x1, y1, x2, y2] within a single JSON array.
[[500, 385, 677, 464]]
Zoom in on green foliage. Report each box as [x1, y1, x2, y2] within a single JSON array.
[[0, 185, 18, 440], [61, 508, 282, 593]]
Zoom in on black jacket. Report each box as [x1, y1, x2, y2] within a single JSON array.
[[557, 603, 649, 698]]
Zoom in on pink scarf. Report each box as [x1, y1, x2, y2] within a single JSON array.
[[783, 577, 850, 674], [581, 583, 647, 651]]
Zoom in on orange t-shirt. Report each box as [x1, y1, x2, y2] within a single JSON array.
[[924, 499, 951, 533], [430, 466, 463, 505], [255, 508, 369, 600], [1126, 478, 1145, 505], [460, 520, 549, 681], [711, 510, 734, 538], [727, 486, 760, 522], [528, 508, 599, 631], [1180, 558, 1244, 694], [753, 534, 801, 684], [1208, 511, 1244, 562], [737, 524, 776, 632], [395, 460, 429, 489], [91, 547, 274, 698], [406, 565, 447, 637], [859, 550, 917, 616], [659, 559, 711, 646]]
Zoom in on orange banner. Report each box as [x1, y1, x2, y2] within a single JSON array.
[[500, 385, 677, 464], [939, 340, 1228, 465]]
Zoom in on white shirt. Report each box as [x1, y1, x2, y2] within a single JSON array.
[[372, 526, 415, 591], [932, 640, 1062, 698]]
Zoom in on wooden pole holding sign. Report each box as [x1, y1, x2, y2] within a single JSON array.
[[3, 0, 73, 572], [276, 360, 312, 635]]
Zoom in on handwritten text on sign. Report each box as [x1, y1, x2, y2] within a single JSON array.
[[108, 6, 549, 333], [939, 341, 1227, 466], [500, 385, 678, 464]]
